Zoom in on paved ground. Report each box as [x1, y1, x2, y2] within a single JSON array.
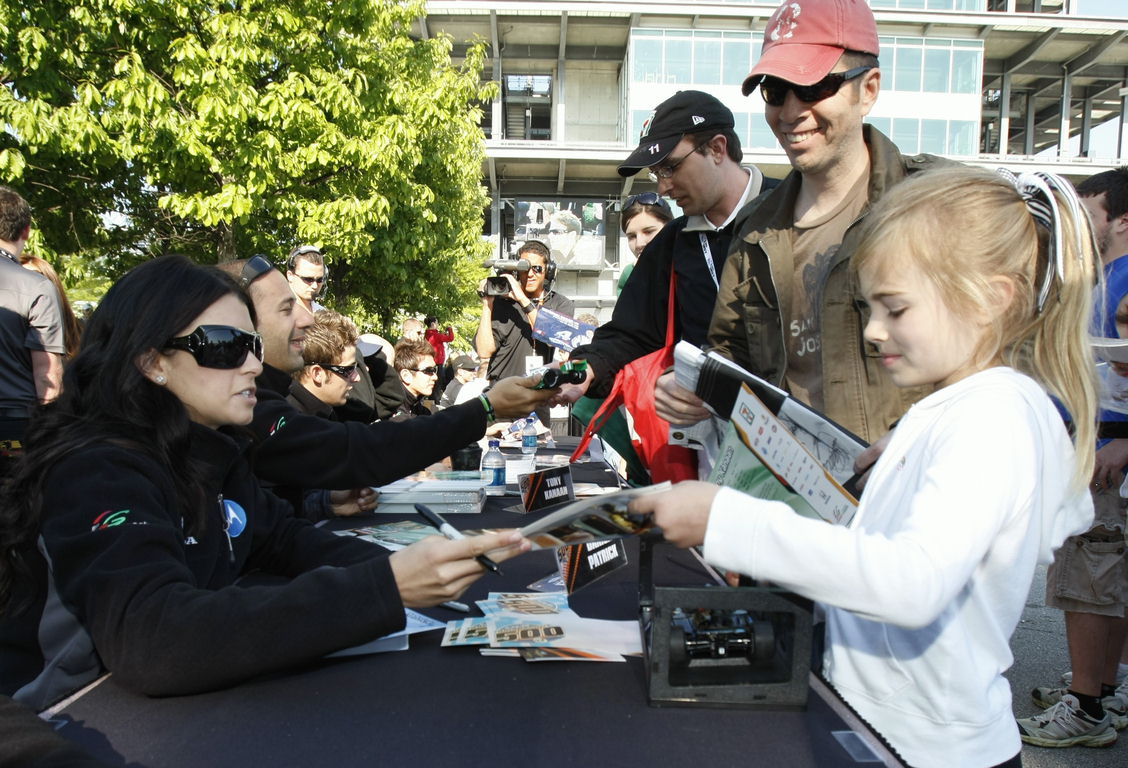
[[1006, 564, 1126, 767]]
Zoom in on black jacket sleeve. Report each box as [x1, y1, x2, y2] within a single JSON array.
[[570, 222, 680, 397], [250, 381, 486, 489], [40, 451, 406, 698]]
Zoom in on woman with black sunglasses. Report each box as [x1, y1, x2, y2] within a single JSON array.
[[0, 256, 528, 711]]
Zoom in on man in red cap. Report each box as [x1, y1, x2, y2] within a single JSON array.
[[656, 0, 951, 445]]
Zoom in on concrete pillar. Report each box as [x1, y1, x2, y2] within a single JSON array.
[[998, 73, 1012, 155], [1080, 93, 1093, 158], [1024, 92, 1036, 155], [1058, 69, 1072, 157]]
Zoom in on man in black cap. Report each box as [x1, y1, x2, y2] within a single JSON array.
[[439, 354, 481, 410], [559, 90, 771, 404]]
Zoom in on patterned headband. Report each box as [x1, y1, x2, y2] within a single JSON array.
[[996, 168, 1089, 313]]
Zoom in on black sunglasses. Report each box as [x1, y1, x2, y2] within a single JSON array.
[[239, 255, 276, 289], [414, 366, 439, 376], [527, 265, 546, 275], [295, 274, 325, 286], [320, 362, 358, 379], [624, 192, 662, 208], [165, 325, 264, 369], [759, 66, 874, 107]]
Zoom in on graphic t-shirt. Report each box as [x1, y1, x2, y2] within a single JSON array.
[[785, 173, 869, 410]]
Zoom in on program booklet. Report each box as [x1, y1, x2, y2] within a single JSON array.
[[518, 483, 671, 549], [530, 307, 597, 352], [710, 383, 858, 526], [674, 341, 867, 487]]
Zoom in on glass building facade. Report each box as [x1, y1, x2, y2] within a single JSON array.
[[627, 27, 983, 158]]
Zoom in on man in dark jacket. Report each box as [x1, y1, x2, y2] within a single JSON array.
[[557, 90, 770, 404], [218, 258, 552, 492]]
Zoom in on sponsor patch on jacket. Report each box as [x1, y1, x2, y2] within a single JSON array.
[[91, 509, 134, 531], [223, 499, 248, 537]]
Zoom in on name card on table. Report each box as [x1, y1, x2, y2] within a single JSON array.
[[517, 465, 575, 514]]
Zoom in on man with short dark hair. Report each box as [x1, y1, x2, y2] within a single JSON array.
[[1017, 166, 1128, 747], [475, 240, 572, 383], [0, 186, 65, 478], [285, 309, 376, 519], [439, 355, 480, 410], [217, 257, 553, 491], [286, 245, 327, 316], [392, 339, 438, 420], [557, 90, 770, 404], [290, 310, 363, 415]]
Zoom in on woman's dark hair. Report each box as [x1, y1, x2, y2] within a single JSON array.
[[0, 255, 255, 611], [621, 195, 675, 234]]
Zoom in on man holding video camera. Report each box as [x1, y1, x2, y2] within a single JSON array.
[[475, 240, 573, 397]]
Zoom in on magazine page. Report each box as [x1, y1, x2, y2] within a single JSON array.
[[518, 482, 671, 550], [674, 341, 865, 485], [530, 307, 597, 352], [711, 383, 858, 526]]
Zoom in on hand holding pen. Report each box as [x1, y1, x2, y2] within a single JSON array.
[[385, 508, 530, 610], [415, 504, 504, 574]]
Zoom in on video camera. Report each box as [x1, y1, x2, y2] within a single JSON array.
[[481, 258, 531, 297]]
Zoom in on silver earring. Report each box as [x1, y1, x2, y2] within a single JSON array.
[[154, 375, 166, 385]]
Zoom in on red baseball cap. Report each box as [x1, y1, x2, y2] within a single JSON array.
[[742, 0, 879, 95]]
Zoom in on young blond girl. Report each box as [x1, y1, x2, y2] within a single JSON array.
[[632, 166, 1099, 768]]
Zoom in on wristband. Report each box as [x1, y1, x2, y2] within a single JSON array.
[[520, 302, 535, 315], [478, 394, 496, 423]]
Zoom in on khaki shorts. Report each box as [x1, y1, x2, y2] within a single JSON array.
[[1046, 489, 1128, 617]]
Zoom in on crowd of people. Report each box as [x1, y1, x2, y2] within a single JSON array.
[[0, 1, 1126, 766]]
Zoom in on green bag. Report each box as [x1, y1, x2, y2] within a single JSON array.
[[571, 396, 650, 486]]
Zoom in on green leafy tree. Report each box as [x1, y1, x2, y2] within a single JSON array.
[[0, 0, 494, 333]]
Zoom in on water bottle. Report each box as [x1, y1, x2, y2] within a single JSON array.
[[521, 414, 538, 457], [481, 440, 506, 496]]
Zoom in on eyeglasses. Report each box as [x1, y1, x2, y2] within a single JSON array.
[[239, 255, 275, 289], [318, 362, 359, 379], [527, 265, 546, 275], [624, 192, 662, 208], [414, 366, 439, 376], [758, 66, 874, 107], [647, 139, 711, 183], [294, 274, 325, 286], [165, 325, 264, 369]]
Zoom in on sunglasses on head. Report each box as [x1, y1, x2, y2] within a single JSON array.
[[758, 65, 874, 108], [624, 192, 663, 208], [414, 366, 439, 376], [320, 362, 358, 379], [239, 255, 276, 289], [165, 325, 264, 369]]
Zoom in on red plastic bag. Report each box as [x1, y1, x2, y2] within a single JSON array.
[[571, 276, 697, 484]]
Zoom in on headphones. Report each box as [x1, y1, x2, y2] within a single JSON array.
[[519, 239, 557, 289], [286, 245, 330, 301]]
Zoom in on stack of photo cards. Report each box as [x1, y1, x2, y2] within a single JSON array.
[[440, 592, 640, 662]]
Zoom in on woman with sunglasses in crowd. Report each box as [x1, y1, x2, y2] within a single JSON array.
[[621, 192, 674, 260], [0, 256, 528, 711]]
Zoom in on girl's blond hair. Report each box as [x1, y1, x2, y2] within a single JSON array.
[[852, 166, 1099, 489]]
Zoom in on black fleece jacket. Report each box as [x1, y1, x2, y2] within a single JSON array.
[[250, 364, 486, 489], [1, 424, 404, 711]]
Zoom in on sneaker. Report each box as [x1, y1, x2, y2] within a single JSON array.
[[1017, 693, 1117, 747], [1032, 686, 1128, 730]]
